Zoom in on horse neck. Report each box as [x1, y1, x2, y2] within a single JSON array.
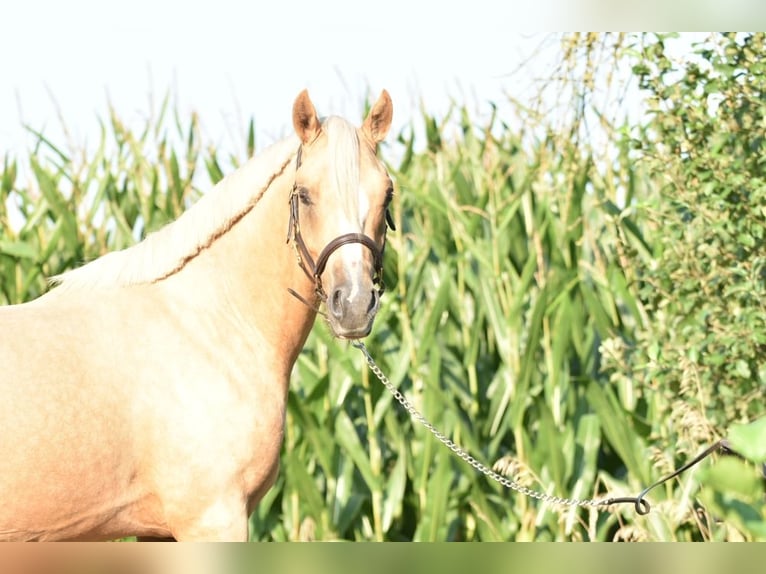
[[166, 156, 319, 376]]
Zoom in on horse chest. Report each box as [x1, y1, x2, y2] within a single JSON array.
[[147, 362, 287, 475]]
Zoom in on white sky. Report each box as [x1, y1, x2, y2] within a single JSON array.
[[0, 1, 565, 157]]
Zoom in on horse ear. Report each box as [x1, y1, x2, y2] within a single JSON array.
[[292, 89, 322, 144], [362, 89, 393, 145]]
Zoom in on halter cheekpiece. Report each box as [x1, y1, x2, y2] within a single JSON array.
[[286, 145, 387, 303]]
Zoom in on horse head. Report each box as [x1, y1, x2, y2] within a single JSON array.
[[288, 89, 394, 339]]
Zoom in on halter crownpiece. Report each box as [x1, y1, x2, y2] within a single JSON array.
[[286, 145, 387, 303]]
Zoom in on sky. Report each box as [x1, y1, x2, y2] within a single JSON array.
[[3, 1, 762, 161], [1, 1, 566, 158]]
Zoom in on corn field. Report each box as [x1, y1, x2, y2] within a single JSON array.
[[1, 33, 764, 541]]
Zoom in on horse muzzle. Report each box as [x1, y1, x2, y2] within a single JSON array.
[[325, 277, 381, 339]]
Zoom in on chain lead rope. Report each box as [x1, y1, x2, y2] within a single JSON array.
[[352, 341, 735, 515], [351, 341, 616, 511]]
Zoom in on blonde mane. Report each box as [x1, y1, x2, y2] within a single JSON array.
[[50, 116, 364, 293], [322, 116, 361, 225], [51, 134, 301, 292]]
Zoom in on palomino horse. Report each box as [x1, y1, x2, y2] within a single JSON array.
[[0, 90, 394, 541]]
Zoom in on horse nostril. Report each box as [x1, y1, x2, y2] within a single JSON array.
[[367, 289, 379, 314], [330, 288, 344, 318]]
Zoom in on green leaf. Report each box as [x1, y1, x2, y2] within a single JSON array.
[[510, 284, 548, 429], [698, 457, 766, 539], [0, 240, 37, 260], [284, 448, 327, 527], [335, 411, 381, 492], [413, 448, 452, 541], [727, 417, 766, 463], [414, 266, 451, 364], [700, 457, 762, 500], [247, 118, 256, 159], [538, 406, 566, 491], [586, 382, 649, 484], [381, 437, 407, 532]]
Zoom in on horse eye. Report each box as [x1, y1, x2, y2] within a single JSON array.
[[297, 187, 312, 206], [384, 186, 394, 207]]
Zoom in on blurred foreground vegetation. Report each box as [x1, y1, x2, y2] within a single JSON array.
[[1, 33, 764, 541]]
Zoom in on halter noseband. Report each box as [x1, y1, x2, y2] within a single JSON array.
[[286, 145, 386, 302]]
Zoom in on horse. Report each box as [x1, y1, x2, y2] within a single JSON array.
[[0, 89, 395, 541]]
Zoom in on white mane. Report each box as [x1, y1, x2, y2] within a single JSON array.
[[322, 116, 361, 225], [51, 134, 301, 292]]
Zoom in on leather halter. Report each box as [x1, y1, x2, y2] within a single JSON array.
[[286, 145, 386, 302]]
